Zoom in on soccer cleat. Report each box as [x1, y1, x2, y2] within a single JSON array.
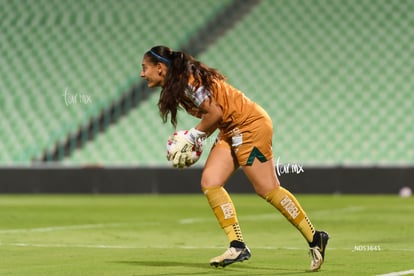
[[210, 241, 251, 267], [309, 231, 330, 271]]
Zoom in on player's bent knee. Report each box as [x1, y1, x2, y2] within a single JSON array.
[[200, 178, 221, 190], [250, 180, 280, 198], [254, 187, 273, 199], [200, 174, 224, 190]]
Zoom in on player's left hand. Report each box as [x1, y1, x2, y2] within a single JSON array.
[[169, 138, 193, 169]]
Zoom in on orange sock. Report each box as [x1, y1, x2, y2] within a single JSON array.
[[265, 186, 315, 243], [203, 186, 244, 243]]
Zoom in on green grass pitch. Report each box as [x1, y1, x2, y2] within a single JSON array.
[[0, 194, 413, 275]]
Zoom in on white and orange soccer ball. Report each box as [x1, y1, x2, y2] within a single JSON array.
[[166, 130, 203, 167]]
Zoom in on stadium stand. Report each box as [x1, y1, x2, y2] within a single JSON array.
[[199, 0, 414, 165], [0, 0, 232, 164], [68, 0, 414, 166], [1, 0, 413, 166]]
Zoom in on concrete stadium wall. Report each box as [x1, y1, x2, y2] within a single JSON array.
[[0, 167, 413, 194]]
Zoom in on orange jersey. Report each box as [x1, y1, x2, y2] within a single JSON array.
[[212, 80, 274, 166], [184, 76, 274, 166], [184, 76, 270, 132], [211, 79, 270, 133]]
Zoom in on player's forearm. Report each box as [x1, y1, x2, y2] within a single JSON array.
[[193, 98, 222, 136], [195, 111, 220, 137]]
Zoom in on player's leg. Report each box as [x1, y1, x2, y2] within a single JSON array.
[[238, 115, 328, 271], [242, 158, 329, 271], [242, 158, 316, 242], [201, 139, 251, 267]]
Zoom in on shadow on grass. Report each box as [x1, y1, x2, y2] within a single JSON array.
[[114, 260, 306, 275]]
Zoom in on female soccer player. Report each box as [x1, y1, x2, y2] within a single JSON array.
[[140, 45, 329, 271]]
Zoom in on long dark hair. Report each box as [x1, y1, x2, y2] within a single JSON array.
[[144, 45, 225, 127]]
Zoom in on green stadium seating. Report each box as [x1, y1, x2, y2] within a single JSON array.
[[199, 0, 414, 165], [2, 0, 413, 166], [0, 0, 232, 164], [67, 0, 414, 166]]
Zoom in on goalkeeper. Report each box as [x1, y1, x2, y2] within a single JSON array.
[[140, 45, 329, 271]]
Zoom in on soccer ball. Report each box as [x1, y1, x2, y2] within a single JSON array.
[[399, 186, 412, 198], [166, 130, 203, 167]]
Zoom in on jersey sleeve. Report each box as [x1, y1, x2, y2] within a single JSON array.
[[185, 84, 211, 107]]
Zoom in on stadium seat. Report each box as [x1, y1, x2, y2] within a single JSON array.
[[2, 0, 413, 166]]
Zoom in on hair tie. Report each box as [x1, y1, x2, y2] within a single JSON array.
[[150, 50, 171, 64]]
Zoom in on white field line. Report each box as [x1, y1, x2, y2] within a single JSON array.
[[179, 206, 366, 224], [376, 270, 414, 276], [0, 243, 331, 250], [179, 213, 278, 224], [0, 243, 413, 252], [0, 242, 137, 249], [0, 207, 364, 234], [0, 223, 122, 234], [0, 222, 159, 234]]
